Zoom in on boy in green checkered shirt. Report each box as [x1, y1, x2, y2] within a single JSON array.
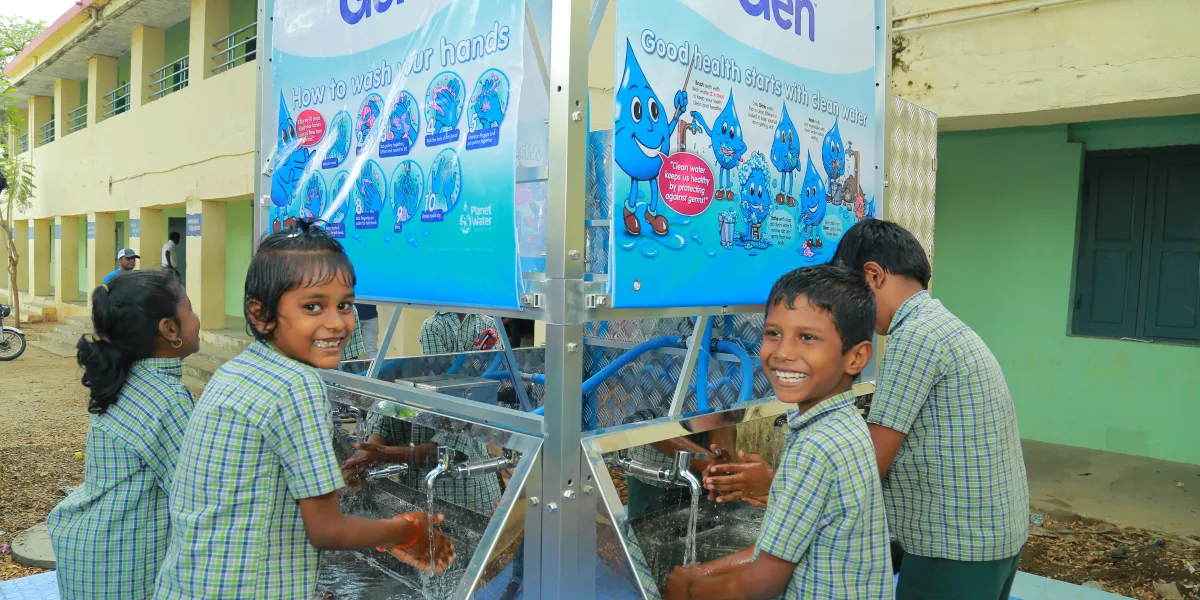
[[833, 219, 1028, 600], [154, 223, 456, 600], [663, 265, 892, 599]]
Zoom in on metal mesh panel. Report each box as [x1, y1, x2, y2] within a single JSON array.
[[885, 95, 939, 262], [370, 348, 547, 409], [586, 130, 613, 275]]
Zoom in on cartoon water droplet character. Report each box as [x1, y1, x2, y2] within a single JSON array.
[[797, 152, 827, 253], [821, 119, 846, 206], [428, 76, 464, 134], [732, 152, 772, 250], [388, 93, 418, 145], [613, 40, 688, 237], [472, 72, 506, 130], [770, 104, 800, 207], [690, 90, 747, 201], [358, 95, 382, 145], [270, 93, 311, 232]]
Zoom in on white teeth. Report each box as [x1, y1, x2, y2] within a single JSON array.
[[314, 340, 340, 349], [774, 371, 807, 383]]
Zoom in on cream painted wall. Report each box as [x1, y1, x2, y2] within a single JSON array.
[[16, 62, 256, 220], [891, 0, 1200, 130]]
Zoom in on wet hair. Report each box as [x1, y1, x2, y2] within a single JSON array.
[[245, 219, 356, 342], [168, 231, 181, 244], [765, 264, 876, 352], [77, 270, 184, 414], [831, 219, 931, 289]]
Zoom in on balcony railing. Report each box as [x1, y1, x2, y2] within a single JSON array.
[[212, 22, 257, 75], [103, 83, 131, 119], [17, 133, 28, 154], [37, 119, 55, 146], [149, 56, 189, 100], [66, 105, 87, 134]]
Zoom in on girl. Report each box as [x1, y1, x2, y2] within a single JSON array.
[[48, 270, 201, 600], [154, 222, 454, 600]]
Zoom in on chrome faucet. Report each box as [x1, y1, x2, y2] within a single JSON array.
[[425, 446, 458, 490], [365, 463, 410, 482], [609, 449, 705, 493], [672, 451, 703, 498], [449, 448, 516, 480]]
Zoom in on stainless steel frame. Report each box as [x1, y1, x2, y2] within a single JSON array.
[[251, 0, 896, 596]]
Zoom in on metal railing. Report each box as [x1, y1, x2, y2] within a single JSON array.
[[17, 133, 28, 154], [66, 105, 87, 134], [37, 119, 55, 146], [149, 56, 189, 100], [103, 83, 131, 118], [212, 22, 257, 74]]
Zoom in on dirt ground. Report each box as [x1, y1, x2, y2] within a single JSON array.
[[1, 324, 1199, 598]]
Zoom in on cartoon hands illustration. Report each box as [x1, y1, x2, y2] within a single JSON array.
[[360, 178, 383, 213]]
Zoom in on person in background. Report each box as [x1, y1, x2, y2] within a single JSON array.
[[103, 248, 139, 285], [154, 223, 454, 600], [48, 270, 200, 600], [356, 303, 379, 356], [664, 265, 891, 599], [419, 312, 503, 355], [162, 232, 181, 282]]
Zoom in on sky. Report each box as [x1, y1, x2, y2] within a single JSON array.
[[0, 0, 79, 24]]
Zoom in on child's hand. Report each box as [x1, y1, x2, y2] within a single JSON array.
[[704, 450, 776, 504], [663, 564, 701, 600], [341, 442, 385, 489], [380, 513, 456, 574]]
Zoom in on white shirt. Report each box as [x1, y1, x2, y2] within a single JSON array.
[[162, 240, 177, 267]]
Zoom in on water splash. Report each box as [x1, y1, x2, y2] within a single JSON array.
[[685, 488, 700, 566], [690, 232, 704, 244], [641, 247, 658, 258], [408, 238, 419, 248], [706, 250, 717, 258]]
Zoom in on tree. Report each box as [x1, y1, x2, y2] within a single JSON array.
[[0, 16, 47, 78]]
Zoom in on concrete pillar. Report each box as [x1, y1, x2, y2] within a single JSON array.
[[186, 199, 226, 330], [10, 221, 29, 292], [28, 219, 50, 296], [12, 108, 27, 153], [29, 96, 51, 148], [87, 212, 116, 298], [129, 207, 163, 271], [190, 0, 230, 82], [54, 216, 80, 303], [87, 56, 118, 127], [54, 78, 82, 139], [131, 26, 165, 109]]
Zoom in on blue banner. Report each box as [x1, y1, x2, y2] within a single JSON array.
[[609, 0, 880, 308], [269, 0, 527, 309]]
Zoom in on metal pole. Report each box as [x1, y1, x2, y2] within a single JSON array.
[[252, 0, 275, 249], [492, 314, 534, 411], [669, 317, 709, 416], [542, 0, 592, 595], [366, 307, 401, 379]]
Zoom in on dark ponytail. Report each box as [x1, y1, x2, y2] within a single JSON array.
[[77, 270, 184, 414]]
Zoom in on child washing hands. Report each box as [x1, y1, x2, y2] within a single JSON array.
[[154, 222, 454, 600]]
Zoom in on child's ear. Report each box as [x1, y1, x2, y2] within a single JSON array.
[[863, 262, 886, 291], [845, 340, 874, 376], [158, 317, 180, 344], [246, 299, 275, 336]]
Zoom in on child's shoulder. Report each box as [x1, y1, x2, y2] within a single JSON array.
[[208, 342, 324, 400], [782, 406, 873, 470]]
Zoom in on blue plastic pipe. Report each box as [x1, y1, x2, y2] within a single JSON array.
[[480, 353, 506, 379], [714, 340, 756, 403], [447, 354, 468, 375], [529, 334, 684, 417]]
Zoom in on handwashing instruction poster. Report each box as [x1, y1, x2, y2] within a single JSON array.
[[609, 0, 880, 308], [268, 0, 527, 309]]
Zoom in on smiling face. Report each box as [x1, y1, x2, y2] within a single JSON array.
[[613, 40, 668, 181], [822, 120, 845, 180], [761, 297, 856, 407], [743, 166, 770, 216], [256, 273, 356, 370], [713, 93, 747, 168], [770, 105, 800, 170], [800, 153, 827, 225]]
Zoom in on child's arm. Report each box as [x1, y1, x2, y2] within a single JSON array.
[[298, 495, 456, 572], [663, 551, 794, 600], [867, 328, 946, 477], [703, 450, 775, 506]]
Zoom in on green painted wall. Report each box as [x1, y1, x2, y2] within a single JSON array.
[[161, 206, 186, 241], [230, 0, 257, 31], [164, 20, 191, 65], [225, 199, 253, 318], [80, 80, 88, 107], [117, 53, 131, 90], [933, 116, 1200, 466]]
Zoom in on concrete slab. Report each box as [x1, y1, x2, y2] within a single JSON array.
[[1024, 440, 1200, 537], [10, 523, 55, 570]]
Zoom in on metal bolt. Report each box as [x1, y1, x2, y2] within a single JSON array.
[[528, 496, 540, 507], [566, 342, 579, 353], [563, 490, 576, 501], [583, 485, 595, 496], [546, 502, 559, 513], [568, 249, 580, 260], [571, 111, 582, 122]]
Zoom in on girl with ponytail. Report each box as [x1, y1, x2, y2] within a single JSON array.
[[47, 269, 200, 600]]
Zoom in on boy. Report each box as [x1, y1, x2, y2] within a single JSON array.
[[832, 219, 1028, 600], [663, 264, 892, 599]]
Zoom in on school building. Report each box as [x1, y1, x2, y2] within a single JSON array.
[[3, 0, 1198, 471]]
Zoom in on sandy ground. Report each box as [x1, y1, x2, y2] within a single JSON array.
[[0, 323, 89, 581]]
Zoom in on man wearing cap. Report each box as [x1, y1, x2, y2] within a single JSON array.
[[103, 249, 139, 285]]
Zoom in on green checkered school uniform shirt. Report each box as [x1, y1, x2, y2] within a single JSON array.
[[364, 413, 502, 516], [47, 358, 193, 600], [154, 341, 344, 600], [756, 391, 893, 599], [343, 305, 366, 360], [870, 291, 1029, 562], [419, 312, 504, 355]]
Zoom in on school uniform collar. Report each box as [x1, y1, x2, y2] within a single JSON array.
[[134, 357, 184, 378], [786, 389, 857, 431], [887, 290, 932, 335]]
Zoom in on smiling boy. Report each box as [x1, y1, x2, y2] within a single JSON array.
[[663, 265, 892, 600]]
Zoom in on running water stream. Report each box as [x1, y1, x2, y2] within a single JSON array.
[[685, 487, 700, 565]]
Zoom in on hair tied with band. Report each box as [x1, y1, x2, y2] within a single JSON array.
[[101, 284, 110, 294]]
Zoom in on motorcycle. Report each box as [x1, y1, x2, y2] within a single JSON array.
[[0, 304, 27, 361]]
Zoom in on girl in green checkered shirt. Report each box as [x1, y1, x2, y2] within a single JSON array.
[[48, 270, 201, 600]]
